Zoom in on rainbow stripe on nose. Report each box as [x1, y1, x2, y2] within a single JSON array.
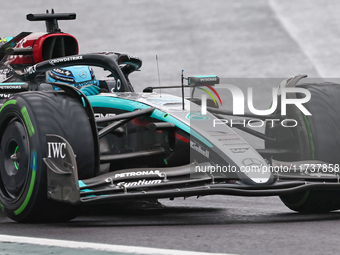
[[188, 75, 222, 107]]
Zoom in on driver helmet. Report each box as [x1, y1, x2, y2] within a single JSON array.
[[46, 66, 98, 88]]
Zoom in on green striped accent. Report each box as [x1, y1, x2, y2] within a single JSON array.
[[0, 203, 4, 211], [302, 114, 315, 159], [14, 151, 37, 216], [198, 87, 217, 106], [21, 106, 35, 137], [14, 146, 19, 170], [0, 99, 17, 112]]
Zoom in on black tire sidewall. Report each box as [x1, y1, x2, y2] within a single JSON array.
[[298, 83, 340, 163], [278, 83, 340, 213], [0, 97, 43, 220]]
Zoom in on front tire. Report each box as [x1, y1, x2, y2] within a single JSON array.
[[0, 92, 96, 222], [266, 82, 340, 213]]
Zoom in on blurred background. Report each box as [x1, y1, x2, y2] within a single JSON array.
[[2, 0, 340, 91]]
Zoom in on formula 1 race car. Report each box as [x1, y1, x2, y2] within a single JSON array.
[[1, 11, 340, 222]]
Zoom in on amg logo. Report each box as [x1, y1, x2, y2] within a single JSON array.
[[47, 142, 66, 158], [117, 179, 162, 187], [115, 170, 160, 178], [94, 113, 116, 119], [190, 141, 209, 158]]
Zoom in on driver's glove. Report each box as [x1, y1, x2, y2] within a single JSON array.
[[80, 85, 100, 96]]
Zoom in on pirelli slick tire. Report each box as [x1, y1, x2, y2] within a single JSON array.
[[267, 83, 340, 213], [0, 92, 95, 222]]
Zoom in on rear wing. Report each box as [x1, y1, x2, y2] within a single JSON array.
[[0, 10, 78, 68], [27, 9, 76, 33]]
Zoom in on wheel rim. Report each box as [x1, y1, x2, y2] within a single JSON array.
[[0, 118, 30, 202]]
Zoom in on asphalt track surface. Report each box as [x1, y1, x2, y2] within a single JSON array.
[[1, 0, 340, 254]]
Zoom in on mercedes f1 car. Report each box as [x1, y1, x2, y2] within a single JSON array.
[[1, 11, 340, 222]]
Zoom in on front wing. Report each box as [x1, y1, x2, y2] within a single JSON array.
[[44, 135, 340, 205]]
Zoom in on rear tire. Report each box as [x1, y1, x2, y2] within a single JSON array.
[[266, 82, 340, 213], [0, 92, 95, 222]]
